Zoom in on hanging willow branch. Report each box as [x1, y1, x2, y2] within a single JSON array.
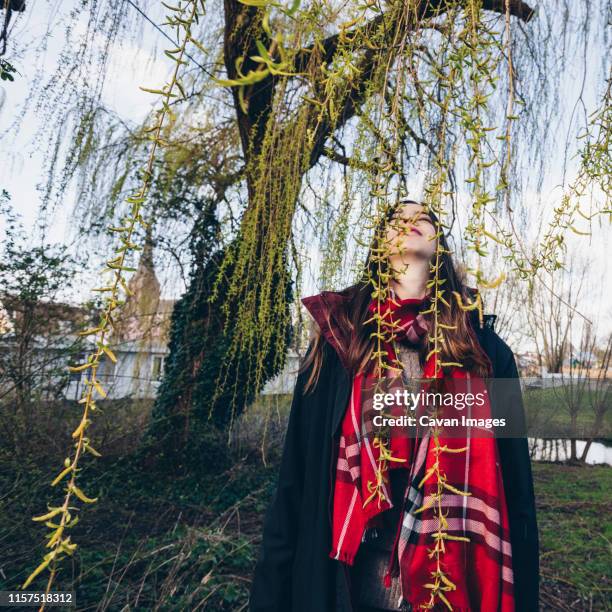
[[208, 0, 536, 432], [479, 74, 611, 297], [22, 0, 205, 599]]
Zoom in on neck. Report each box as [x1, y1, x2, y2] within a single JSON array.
[[389, 257, 430, 300]]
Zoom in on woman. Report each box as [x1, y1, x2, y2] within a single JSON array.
[[249, 199, 539, 612]]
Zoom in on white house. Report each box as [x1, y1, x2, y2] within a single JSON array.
[[65, 238, 174, 400], [1, 241, 301, 402]]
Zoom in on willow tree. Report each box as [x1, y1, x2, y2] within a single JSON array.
[[9, 0, 609, 599], [158, 0, 541, 450], [5, 0, 609, 461]]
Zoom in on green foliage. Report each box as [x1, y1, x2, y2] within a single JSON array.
[[0, 191, 81, 300], [0, 58, 17, 81], [145, 231, 293, 470], [535, 462, 612, 610], [23, 0, 208, 593], [0, 420, 281, 608]]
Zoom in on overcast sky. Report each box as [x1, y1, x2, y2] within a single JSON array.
[[0, 1, 610, 348]]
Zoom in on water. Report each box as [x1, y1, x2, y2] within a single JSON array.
[[529, 438, 612, 465]]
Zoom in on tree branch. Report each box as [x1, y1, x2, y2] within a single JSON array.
[[223, 0, 276, 162], [322, 148, 374, 171], [293, 0, 534, 73], [305, 0, 534, 169], [223, 0, 535, 174], [293, 13, 386, 73], [481, 0, 535, 21]]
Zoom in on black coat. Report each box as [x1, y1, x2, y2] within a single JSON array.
[[249, 309, 539, 612]]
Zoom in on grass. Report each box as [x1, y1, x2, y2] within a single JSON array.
[[0, 398, 610, 611], [0, 452, 280, 611], [534, 462, 612, 611]]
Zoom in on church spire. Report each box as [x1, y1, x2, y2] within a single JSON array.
[[114, 226, 161, 343]]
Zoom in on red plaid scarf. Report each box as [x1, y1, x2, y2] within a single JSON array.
[[330, 292, 515, 611]]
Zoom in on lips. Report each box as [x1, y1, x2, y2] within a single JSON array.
[[409, 227, 422, 236]]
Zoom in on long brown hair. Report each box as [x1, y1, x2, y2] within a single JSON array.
[[301, 200, 493, 392]]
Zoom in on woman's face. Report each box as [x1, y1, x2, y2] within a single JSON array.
[[383, 202, 438, 266]]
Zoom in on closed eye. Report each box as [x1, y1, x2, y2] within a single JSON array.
[[392, 214, 433, 225]]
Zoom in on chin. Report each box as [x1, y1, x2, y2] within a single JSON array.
[[391, 248, 431, 261]]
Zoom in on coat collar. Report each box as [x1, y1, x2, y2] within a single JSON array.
[[301, 290, 353, 373]]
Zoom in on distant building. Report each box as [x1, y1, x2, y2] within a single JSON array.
[[1, 240, 301, 401], [515, 351, 540, 377], [0, 293, 97, 402], [0, 237, 173, 402], [68, 237, 174, 400]]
